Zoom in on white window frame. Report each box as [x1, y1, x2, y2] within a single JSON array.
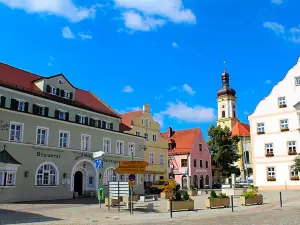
[[81, 134, 91, 151], [159, 154, 164, 166], [278, 97, 286, 106], [64, 91, 70, 99], [35, 162, 59, 186], [257, 123, 265, 133], [106, 121, 112, 129], [265, 143, 274, 154], [79, 115, 87, 124], [103, 138, 111, 153], [149, 152, 155, 165], [267, 167, 275, 178], [116, 140, 124, 155], [280, 119, 289, 129], [16, 99, 25, 111], [290, 166, 296, 177], [103, 167, 119, 185], [58, 109, 67, 120], [36, 126, 49, 146], [153, 133, 157, 142], [50, 86, 56, 95], [58, 130, 70, 148], [296, 76, 300, 86], [144, 133, 149, 141], [36, 104, 45, 115], [128, 142, 135, 156], [9, 121, 24, 143], [287, 141, 297, 153], [0, 171, 16, 186]]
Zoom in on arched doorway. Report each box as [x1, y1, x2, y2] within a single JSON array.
[[200, 175, 204, 189], [193, 175, 198, 188], [74, 171, 83, 195], [182, 175, 187, 189], [205, 175, 210, 188]]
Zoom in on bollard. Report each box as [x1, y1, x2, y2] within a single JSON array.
[[280, 191, 283, 207], [170, 200, 173, 218], [231, 195, 234, 212]]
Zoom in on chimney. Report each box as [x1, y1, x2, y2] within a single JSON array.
[[168, 127, 173, 138]]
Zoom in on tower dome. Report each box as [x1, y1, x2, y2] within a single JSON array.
[[217, 69, 236, 97]]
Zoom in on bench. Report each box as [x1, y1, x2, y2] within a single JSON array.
[[140, 195, 158, 202]]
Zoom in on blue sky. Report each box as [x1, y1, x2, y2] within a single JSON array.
[[0, 0, 300, 139]]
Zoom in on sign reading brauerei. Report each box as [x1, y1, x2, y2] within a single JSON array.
[[74, 153, 93, 161], [37, 152, 61, 158]]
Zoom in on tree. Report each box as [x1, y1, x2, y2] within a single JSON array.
[[207, 125, 240, 177], [294, 156, 300, 174]]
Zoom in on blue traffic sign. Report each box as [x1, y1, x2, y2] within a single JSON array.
[[129, 174, 135, 181], [94, 159, 103, 169]]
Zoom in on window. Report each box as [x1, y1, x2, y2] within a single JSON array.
[[144, 133, 149, 141], [244, 151, 250, 164], [200, 160, 203, 168], [63, 91, 70, 99], [280, 119, 289, 130], [199, 144, 203, 151], [233, 111, 236, 117], [9, 122, 23, 142], [153, 133, 157, 142], [194, 159, 197, 167], [141, 118, 144, 124], [136, 131, 140, 136], [290, 166, 296, 177], [278, 97, 286, 107], [149, 153, 155, 165], [81, 134, 91, 151], [257, 123, 265, 134], [36, 127, 48, 145], [103, 168, 118, 185], [206, 161, 209, 168], [159, 154, 164, 166], [181, 159, 187, 167], [17, 100, 25, 111], [0, 172, 16, 186], [103, 138, 111, 153], [287, 141, 297, 153], [129, 142, 135, 156], [59, 111, 66, 120], [58, 131, 70, 148], [296, 76, 300, 86], [267, 167, 275, 178], [222, 111, 225, 118], [79, 115, 88, 124], [106, 121, 112, 130], [36, 163, 58, 186], [116, 141, 124, 155], [145, 118, 149, 127], [265, 143, 274, 154], [33, 104, 47, 116], [55, 110, 68, 121], [50, 86, 56, 95]]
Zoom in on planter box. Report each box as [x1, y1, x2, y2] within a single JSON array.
[[105, 198, 120, 206], [161, 192, 173, 199], [167, 200, 194, 211], [205, 198, 230, 209], [123, 195, 139, 203], [188, 189, 197, 196], [247, 188, 258, 193], [240, 195, 263, 206], [222, 188, 247, 196]]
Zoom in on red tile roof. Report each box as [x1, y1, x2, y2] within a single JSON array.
[[0, 62, 119, 118], [119, 110, 143, 131], [161, 128, 200, 155], [231, 121, 250, 137]]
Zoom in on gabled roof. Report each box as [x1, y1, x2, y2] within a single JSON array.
[[0, 149, 21, 165], [120, 110, 143, 131], [231, 121, 250, 137], [0, 62, 119, 118], [161, 128, 200, 155], [33, 73, 76, 89]]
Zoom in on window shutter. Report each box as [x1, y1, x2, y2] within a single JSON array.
[[60, 89, 65, 97], [54, 110, 59, 119], [102, 121, 106, 129], [56, 88, 60, 96], [46, 85, 51, 93], [10, 98, 17, 110], [75, 115, 80, 123], [98, 120, 102, 128], [65, 112, 69, 121], [89, 118, 93, 126], [32, 104, 37, 114], [110, 123, 113, 130], [0, 96, 6, 107], [85, 117, 89, 125], [69, 92, 73, 100], [24, 102, 29, 113], [44, 107, 49, 117]]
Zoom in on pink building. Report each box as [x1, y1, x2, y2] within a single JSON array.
[[161, 127, 212, 189]]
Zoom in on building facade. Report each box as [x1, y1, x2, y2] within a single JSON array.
[[0, 63, 145, 203], [216, 68, 252, 179], [120, 104, 168, 182], [249, 58, 300, 190], [161, 127, 212, 189]]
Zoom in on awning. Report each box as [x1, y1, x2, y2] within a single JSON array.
[[0, 145, 21, 165]]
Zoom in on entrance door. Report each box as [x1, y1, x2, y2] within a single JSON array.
[[200, 175, 204, 189], [182, 175, 187, 189], [74, 171, 83, 195]]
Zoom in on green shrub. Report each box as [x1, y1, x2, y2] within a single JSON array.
[[248, 185, 258, 189], [218, 193, 229, 199], [182, 191, 189, 201], [242, 192, 256, 199], [190, 185, 196, 190], [210, 190, 218, 199], [174, 192, 182, 201]]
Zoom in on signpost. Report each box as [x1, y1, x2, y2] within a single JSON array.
[[108, 181, 129, 212], [94, 158, 103, 208], [120, 161, 149, 168], [115, 167, 145, 174]]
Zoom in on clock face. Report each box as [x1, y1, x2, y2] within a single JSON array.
[[58, 79, 64, 84]]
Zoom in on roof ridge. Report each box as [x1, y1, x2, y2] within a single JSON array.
[[0, 62, 42, 78]]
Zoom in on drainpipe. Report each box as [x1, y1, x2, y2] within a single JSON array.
[[187, 154, 191, 189]]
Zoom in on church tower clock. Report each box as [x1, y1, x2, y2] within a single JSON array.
[[216, 67, 238, 129]]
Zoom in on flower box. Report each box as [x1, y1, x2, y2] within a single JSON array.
[[205, 198, 230, 209], [291, 176, 299, 181], [188, 189, 197, 196], [279, 104, 287, 108], [161, 192, 173, 199], [240, 195, 263, 206], [122, 195, 139, 203], [267, 177, 276, 182], [167, 199, 194, 211], [288, 151, 297, 155], [265, 153, 274, 157], [247, 188, 258, 193], [281, 128, 289, 132], [105, 198, 120, 206], [257, 131, 265, 135]]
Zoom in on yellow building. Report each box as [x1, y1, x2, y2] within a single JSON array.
[[120, 104, 168, 182], [216, 68, 252, 179]]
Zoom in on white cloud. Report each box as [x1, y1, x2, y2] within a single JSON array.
[[47, 56, 55, 67], [47, 62, 53, 67], [265, 79, 272, 84], [115, 0, 196, 31], [155, 94, 164, 100], [118, 106, 141, 114], [263, 22, 300, 44], [122, 11, 165, 31], [161, 101, 216, 123], [78, 31, 92, 40], [122, 85, 134, 93], [271, 0, 283, 4], [0, 0, 101, 22], [172, 42, 179, 48], [263, 22, 285, 35], [62, 26, 75, 39], [182, 84, 195, 95], [153, 113, 164, 128]]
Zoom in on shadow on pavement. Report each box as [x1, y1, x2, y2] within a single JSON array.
[[0, 209, 62, 224]]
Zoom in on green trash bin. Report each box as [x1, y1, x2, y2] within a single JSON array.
[[98, 188, 104, 201]]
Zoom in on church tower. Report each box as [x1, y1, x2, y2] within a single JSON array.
[[216, 67, 238, 129]]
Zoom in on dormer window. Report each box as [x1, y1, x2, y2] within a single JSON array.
[[50, 86, 56, 95]]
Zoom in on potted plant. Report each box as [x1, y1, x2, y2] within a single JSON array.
[[267, 177, 276, 182], [247, 185, 258, 193], [240, 192, 263, 206], [187, 185, 197, 196], [279, 104, 287, 108], [265, 152, 274, 157], [257, 131, 265, 135], [289, 151, 297, 156], [281, 128, 289, 132], [160, 188, 173, 199], [205, 190, 230, 209], [291, 176, 299, 181], [105, 197, 120, 206], [167, 191, 194, 211]]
